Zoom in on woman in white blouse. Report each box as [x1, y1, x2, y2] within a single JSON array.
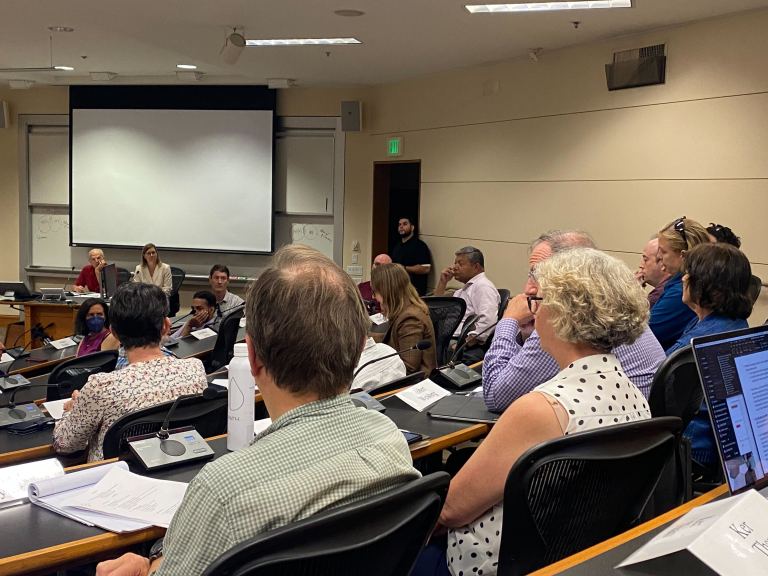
[[132, 242, 172, 295], [414, 248, 652, 576]]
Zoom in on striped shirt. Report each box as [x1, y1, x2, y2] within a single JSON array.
[[156, 395, 421, 576], [482, 319, 665, 413]]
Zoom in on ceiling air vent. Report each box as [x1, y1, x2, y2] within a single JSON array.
[[605, 44, 666, 91]]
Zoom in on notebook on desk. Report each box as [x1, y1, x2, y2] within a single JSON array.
[[692, 324, 768, 495], [427, 393, 499, 424]]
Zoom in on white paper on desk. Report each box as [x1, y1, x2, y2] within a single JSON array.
[[211, 378, 229, 389], [369, 313, 388, 325], [618, 490, 768, 575], [191, 327, 217, 340], [49, 337, 77, 350], [66, 466, 188, 528], [0, 458, 64, 508], [254, 417, 272, 436], [395, 379, 451, 412], [42, 398, 69, 420], [0, 352, 14, 363], [29, 461, 149, 533]]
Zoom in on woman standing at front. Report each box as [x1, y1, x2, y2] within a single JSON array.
[[132, 243, 172, 295]]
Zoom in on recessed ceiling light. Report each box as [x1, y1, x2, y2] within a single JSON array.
[[465, 1, 631, 13], [334, 9, 365, 17], [246, 38, 361, 46], [48, 26, 74, 32], [54, 65, 75, 71], [176, 64, 198, 70]]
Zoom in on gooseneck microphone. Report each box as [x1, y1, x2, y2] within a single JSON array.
[[443, 320, 499, 370], [352, 339, 432, 380], [216, 301, 246, 319], [0, 383, 59, 424], [62, 266, 77, 292], [157, 387, 220, 456]]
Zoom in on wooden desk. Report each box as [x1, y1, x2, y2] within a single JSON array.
[[0, 300, 80, 347]]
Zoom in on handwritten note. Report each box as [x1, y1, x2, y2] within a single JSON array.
[[396, 379, 451, 412]]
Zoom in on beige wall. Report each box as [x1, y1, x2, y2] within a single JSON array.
[[345, 9, 768, 325]]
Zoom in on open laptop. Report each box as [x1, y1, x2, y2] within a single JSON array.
[[692, 324, 768, 495]]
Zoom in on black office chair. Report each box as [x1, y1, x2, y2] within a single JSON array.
[[102, 388, 227, 459], [648, 345, 702, 429], [748, 274, 762, 305], [202, 472, 450, 576], [46, 350, 119, 401], [363, 371, 425, 396], [422, 297, 466, 366], [115, 267, 131, 286], [206, 308, 244, 373], [497, 416, 682, 576], [168, 266, 186, 318], [497, 288, 511, 320]]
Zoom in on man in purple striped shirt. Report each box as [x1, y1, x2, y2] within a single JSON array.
[[482, 230, 666, 413]]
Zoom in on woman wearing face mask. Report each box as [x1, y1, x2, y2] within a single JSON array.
[[74, 298, 114, 357]]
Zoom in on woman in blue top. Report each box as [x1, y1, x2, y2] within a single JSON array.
[[672, 242, 753, 467], [651, 217, 711, 350]]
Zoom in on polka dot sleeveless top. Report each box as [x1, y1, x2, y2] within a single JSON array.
[[446, 354, 651, 576]]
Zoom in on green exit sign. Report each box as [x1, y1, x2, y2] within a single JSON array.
[[387, 136, 403, 157]]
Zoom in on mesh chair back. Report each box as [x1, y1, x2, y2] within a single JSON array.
[[116, 267, 131, 286], [102, 389, 227, 459], [748, 274, 762, 305], [648, 345, 702, 428], [206, 308, 245, 373], [422, 297, 466, 366], [202, 472, 450, 576], [498, 416, 681, 576], [168, 266, 186, 317], [364, 371, 425, 396], [497, 288, 511, 320], [47, 350, 119, 401]]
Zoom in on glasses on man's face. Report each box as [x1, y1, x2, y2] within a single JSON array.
[[673, 216, 688, 249], [527, 295, 543, 314]]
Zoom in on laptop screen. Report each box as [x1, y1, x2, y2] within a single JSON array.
[[692, 325, 768, 495], [100, 264, 118, 299]]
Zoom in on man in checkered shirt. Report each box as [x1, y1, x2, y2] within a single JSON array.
[[97, 245, 420, 576]]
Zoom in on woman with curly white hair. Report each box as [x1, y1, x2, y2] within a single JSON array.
[[414, 248, 653, 576]]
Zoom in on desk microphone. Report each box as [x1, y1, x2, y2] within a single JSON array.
[[216, 301, 246, 318], [62, 266, 77, 293], [3, 323, 53, 372], [0, 383, 56, 427], [431, 321, 499, 390], [156, 387, 220, 456], [444, 320, 497, 370], [352, 339, 432, 380]]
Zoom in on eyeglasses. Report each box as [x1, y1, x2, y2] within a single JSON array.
[[673, 216, 688, 250], [527, 295, 543, 314]]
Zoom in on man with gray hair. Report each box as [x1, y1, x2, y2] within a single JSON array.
[[434, 246, 500, 358], [482, 230, 665, 413], [73, 248, 107, 293], [97, 245, 420, 576]]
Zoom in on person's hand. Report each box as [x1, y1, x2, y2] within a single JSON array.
[[63, 390, 80, 412], [503, 293, 534, 324], [189, 310, 208, 328], [439, 266, 454, 285], [465, 335, 478, 348], [95, 258, 107, 273], [72, 285, 86, 294], [96, 553, 151, 576], [0, 341, 5, 353], [634, 268, 646, 287]]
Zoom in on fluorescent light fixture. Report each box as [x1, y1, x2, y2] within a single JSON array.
[[246, 37, 361, 46], [176, 64, 197, 70], [54, 65, 74, 71], [466, 1, 631, 13]]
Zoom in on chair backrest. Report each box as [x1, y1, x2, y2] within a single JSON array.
[[748, 274, 762, 305], [206, 308, 245, 373], [497, 288, 511, 320], [115, 267, 131, 286], [47, 349, 119, 401], [168, 266, 186, 318], [202, 472, 450, 576], [422, 297, 466, 366], [498, 416, 682, 576], [648, 345, 702, 428], [102, 388, 227, 459], [364, 371, 425, 396]]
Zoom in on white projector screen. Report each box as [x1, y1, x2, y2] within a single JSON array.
[[71, 108, 273, 253]]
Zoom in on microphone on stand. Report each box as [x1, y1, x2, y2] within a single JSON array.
[[0, 383, 60, 427], [62, 266, 77, 293], [430, 321, 499, 390], [352, 339, 432, 380]]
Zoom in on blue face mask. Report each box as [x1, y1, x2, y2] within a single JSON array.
[[86, 316, 106, 333]]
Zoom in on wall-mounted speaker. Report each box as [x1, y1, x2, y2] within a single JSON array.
[[341, 100, 362, 132], [606, 44, 666, 91], [0, 101, 9, 129]]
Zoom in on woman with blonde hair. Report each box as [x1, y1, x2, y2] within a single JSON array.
[[370, 263, 437, 374], [650, 216, 712, 350], [414, 248, 651, 576], [132, 243, 172, 295]]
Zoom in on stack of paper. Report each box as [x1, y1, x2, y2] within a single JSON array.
[[0, 459, 64, 509], [29, 461, 189, 532]]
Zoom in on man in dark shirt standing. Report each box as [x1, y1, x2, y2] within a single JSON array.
[[390, 217, 432, 296]]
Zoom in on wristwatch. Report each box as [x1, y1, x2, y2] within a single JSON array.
[[149, 537, 165, 562]]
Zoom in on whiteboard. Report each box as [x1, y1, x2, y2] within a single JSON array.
[[29, 129, 69, 205], [31, 208, 79, 268], [291, 223, 334, 260]]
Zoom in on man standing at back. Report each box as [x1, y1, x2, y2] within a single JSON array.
[[482, 230, 665, 413], [391, 216, 432, 296], [96, 245, 420, 576], [434, 246, 500, 362]]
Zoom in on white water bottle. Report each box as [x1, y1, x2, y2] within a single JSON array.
[[227, 343, 255, 451]]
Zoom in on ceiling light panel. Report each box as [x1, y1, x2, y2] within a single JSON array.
[[246, 38, 361, 46], [466, 1, 631, 13]]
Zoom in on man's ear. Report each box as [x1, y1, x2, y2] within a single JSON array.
[[246, 335, 265, 379], [161, 317, 171, 336]]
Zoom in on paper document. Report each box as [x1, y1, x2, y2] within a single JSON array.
[[370, 313, 388, 326], [254, 417, 272, 436], [191, 327, 217, 340], [396, 379, 451, 412], [42, 398, 69, 420], [49, 337, 78, 350], [66, 466, 188, 528], [211, 378, 229, 389], [239, 317, 246, 328], [0, 459, 64, 508], [1, 353, 14, 364]]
